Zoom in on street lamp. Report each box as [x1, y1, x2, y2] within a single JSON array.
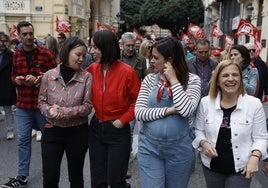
[[116, 13, 121, 38], [115, 12, 125, 38]]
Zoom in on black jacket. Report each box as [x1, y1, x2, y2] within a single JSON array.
[[0, 48, 16, 105]]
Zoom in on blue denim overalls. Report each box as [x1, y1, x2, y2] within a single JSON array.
[[138, 73, 195, 188]]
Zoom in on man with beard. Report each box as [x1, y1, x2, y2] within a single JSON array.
[[121, 32, 147, 80]]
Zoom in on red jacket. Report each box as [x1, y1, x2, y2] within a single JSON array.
[[87, 60, 141, 125]]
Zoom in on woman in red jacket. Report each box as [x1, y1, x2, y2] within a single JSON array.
[[86, 30, 141, 188]]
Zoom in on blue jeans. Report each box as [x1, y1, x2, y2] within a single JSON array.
[[16, 108, 46, 177], [3, 106, 15, 132], [138, 133, 195, 188]]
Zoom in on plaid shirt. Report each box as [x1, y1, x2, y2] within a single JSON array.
[[11, 45, 57, 109]]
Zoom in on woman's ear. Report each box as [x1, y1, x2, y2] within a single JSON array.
[[167, 57, 173, 64]]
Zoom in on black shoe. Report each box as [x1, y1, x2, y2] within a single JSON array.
[[2, 176, 27, 188]]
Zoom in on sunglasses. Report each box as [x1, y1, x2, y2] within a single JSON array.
[[248, 49, 256, 52]]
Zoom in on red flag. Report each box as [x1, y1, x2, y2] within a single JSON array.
[[133, 28, 142, 39], [254, 39, 262, 57], [235, 19, 260, 41], [180, 33, 193, 44], [211, 24, 223, 38], [56, 16, 71, 33], [97, 22, 116, 34], [9, 25, 18, 39], [187, 23, 206, 39], [224, 34, 234, 46]]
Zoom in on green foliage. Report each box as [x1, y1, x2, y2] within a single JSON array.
[[121, 0, 204, 36]]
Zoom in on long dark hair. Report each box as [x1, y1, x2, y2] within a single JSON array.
[[92, 30, 120, 64], [231, 45, 251, 65], [153, 37, 189, 90]]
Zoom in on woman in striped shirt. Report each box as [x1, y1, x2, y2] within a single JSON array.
[[135, 37, 201, 188]]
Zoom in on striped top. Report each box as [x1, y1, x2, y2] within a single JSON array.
[[135, 72, 201, 122]]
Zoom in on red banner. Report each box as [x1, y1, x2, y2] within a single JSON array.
[[187, 23, 206, 39], [133, 28, 142, 39], [254, 39, 262, 57], [97, 22, 116, 34], [235, 19, 260, 41], [56, 16, 72, 33], [180, 32, 193, 44], [211, 24, 223, 38], [9, 24, 18, 39]]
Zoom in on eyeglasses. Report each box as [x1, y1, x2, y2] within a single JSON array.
[[248, 49, 256, 52]]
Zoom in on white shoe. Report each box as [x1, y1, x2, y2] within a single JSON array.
[[31, 129, 37, 137], [6, 131, 14, 140], [36, 131, 42, 141]]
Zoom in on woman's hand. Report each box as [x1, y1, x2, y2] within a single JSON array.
[[112, 119, 124, 128], [163, 62, 178, 85], [165, 106, 177, 116], [241, 156, 259, 179], [49, 104, 63, 119], [200, 140, 218, 158]]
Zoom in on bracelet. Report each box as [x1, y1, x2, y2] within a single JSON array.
[[250, 154, 261, 160]]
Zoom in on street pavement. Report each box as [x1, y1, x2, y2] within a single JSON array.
[[0, 104, 268, 188]]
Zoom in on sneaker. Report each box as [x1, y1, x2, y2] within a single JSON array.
[[36, 131, 42, 142], [31, 129, 36, 137], [2, 176, 27, 188], [6, 131, 14, 140]]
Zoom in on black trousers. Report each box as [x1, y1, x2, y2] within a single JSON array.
[[88, 117, 131, 188], [41, 123, 88, 188]]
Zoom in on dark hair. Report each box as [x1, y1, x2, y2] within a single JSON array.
[[17, 21, 34, 34], [231, 45, 251, 65], [153, 37, 189, 90], [92, 30, 120, 64], [59, 36, 87, 65], [195, 38, 210, 48], [58, 33, 66, 39]]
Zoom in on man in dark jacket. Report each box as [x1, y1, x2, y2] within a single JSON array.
[[121, 32, 147, 80], [0, 32, 16, 140], [187, 39, 218, 97]]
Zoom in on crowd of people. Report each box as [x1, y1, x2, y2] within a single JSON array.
[[0, 20, 268, 188]]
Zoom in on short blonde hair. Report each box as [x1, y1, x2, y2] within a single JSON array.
[[209, 59, 245, 99]]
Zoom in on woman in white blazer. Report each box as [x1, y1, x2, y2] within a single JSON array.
[[192, 60, 268, 188]]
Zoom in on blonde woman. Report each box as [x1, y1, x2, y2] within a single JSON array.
[[193, 60, 268, 188], [139, 39, 153, 68]]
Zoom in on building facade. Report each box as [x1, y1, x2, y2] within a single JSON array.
[[203, 0, 268, 63], [0, 0, 120, 41]]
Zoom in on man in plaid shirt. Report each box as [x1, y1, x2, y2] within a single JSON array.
[[2, 21, 57, 188]]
